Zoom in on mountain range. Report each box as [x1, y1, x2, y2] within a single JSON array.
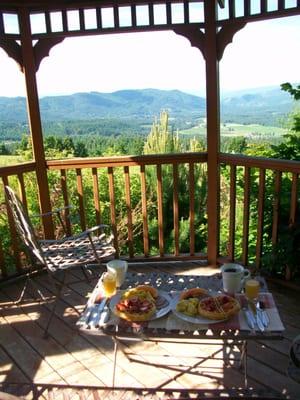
[[0, 86, 295, 126]]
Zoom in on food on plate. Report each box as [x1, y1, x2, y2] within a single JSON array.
[[198, 294, 240, 320], [176, 298, 199, 316], [179, 287, 208, 300], [121, 287, 155, 302], [114, 286, 157, 321], [176, 288, 209, 317], [135, 284, 158, 299]]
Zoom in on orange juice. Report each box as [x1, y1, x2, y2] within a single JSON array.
[[102, 271, 117, 297], [245, 279, 260, 300]]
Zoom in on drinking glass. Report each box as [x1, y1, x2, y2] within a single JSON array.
[[245, 279, 260, 301], [102, 270, 117, 297], [106, 260, 128, 289]]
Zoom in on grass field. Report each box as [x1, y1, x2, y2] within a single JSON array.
[[179, 122, 288, 138], [0, 155, 25, 166]]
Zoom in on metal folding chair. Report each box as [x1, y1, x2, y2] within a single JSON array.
[[5, 185, 115, 336]]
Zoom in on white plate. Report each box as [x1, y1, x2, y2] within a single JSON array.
[[110, 290, 172, 321], [172, 294, 227, 324]]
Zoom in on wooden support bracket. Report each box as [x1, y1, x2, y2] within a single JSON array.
[[173, 26, 206, 58], [217, 22, 247, 60], [0, 38, 23, 70], [34, 37, 65, 71]]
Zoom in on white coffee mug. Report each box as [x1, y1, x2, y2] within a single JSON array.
[[221, 263, 250, 294], [106, 259, 128, 288]]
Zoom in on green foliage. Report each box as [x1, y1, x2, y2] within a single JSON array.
[[281, 82, 300, 101], [0, 143, 10, 155]]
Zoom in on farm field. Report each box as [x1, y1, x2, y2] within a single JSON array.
[[179, 122, 288, 139], [0, 155, 24, 166]]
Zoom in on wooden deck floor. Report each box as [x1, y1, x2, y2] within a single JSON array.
[[0, 262, 300, 399]]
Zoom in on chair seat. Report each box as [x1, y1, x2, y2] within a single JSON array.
[[40, 236, 115, 270]]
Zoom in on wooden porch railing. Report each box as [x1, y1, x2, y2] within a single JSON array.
[[0, 152, 299, 281]]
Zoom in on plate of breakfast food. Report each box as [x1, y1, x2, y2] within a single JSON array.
[[110, 284, 172, 322], [172, 288, 241, 324]]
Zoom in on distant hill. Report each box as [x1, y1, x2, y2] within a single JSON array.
[[0, 89, 205, 123], [0, 86, 295, 126]]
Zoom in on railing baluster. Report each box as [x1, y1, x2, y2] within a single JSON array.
[[242, 166, 250, 266], [96, 7, 102, 28], [124, 166, 134, 258], [60, 169, 71, 236], [189, 162, 195, 256], [79, 8, 85, 30], [183, 1, 189, 24], [166, 2, 172, 25], [0, 12, 4, 34], [289, 172, 298, 226], [228, 165, 236, 261], [272, 170, 282, 246], [173, 164, 179, 256], [108, 167, 119, 257], [76, 168, 86, 231], [61, 9, 68, 32], [131, 4, 137, 27], [157, 164, 164, 257], [114, 5, 119, 28], [278, 0, 285, 11], [148, 3, 154, 26], [229, 0, 236, 19], [45, 11, 51, 34], [140, 165, 149, 257], [244, 0, 250, 16], [255, 168, 266, 269], [260, 0, 267, 13], [92, 167, 101, 226]]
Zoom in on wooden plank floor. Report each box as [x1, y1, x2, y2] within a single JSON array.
[[0, 261, 299, 399]]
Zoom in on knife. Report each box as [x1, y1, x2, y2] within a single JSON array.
[[244, 307, 255, 330], [248, 301, 265, 332], [76, 305, 94, 327], [88, 297, 108, 329]]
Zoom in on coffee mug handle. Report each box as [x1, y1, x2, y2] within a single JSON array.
[[241, 269, 251, 287]]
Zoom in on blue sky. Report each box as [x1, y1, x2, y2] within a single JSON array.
[[0, 15, 299, 97]]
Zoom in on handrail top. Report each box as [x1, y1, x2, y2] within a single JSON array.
[[1, 153, 300, 174], [46, 152, 208, 169]]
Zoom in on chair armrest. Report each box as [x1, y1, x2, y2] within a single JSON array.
[[31, 205, 74, 219], [75, 224, 112, 239], [39, 224, 113, 244]]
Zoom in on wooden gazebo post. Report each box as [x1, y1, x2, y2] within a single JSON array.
[[19, 7, 54, 238], [205, 0, 220, 266]]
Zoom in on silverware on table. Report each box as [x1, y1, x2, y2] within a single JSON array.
[[76, 305, 94, 327], [88, 297, 108, 328], [256, 300, 270, 327], [243, 306, 255, 330], [248, 300, 265, 332]]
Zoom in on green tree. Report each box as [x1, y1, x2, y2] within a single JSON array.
[[269, 83, 300, 160], [0, 143, 10, 155]]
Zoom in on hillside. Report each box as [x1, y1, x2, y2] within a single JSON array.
[[0, 86, 295, 124]]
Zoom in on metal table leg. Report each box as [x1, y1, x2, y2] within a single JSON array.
[[240, 340, 248, 388], [112, 325, 119, 388]]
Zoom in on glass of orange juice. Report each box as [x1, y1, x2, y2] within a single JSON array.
[[102, 270, 117, 297], [245, 279, 260, 301]]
